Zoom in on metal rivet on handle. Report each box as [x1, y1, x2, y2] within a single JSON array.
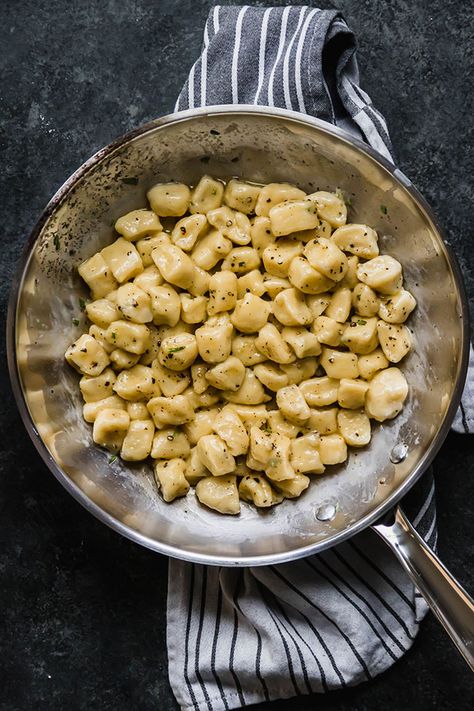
[[316, 504, 337, 522], [390, 443, 408, 464]]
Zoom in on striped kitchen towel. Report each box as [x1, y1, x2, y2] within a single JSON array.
[[167, 6, 472, 710], [167, 478, 437, 711]]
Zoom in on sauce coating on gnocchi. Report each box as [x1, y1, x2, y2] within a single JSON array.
[[66, 178, 414, 515]]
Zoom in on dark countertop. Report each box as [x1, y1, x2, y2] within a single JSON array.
[[1, 1, 473, 709]]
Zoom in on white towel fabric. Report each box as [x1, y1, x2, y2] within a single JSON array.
[[167, 478, 436, 711], [452, 344, 474, 433], [167, 6, 470, 710]]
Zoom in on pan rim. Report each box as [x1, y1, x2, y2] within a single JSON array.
[[6, 104, 471, 566]]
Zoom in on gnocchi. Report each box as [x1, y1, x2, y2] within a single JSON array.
[[67, 178, 415, 514]]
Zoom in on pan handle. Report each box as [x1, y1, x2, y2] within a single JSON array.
[[373, 507, 474, 671]]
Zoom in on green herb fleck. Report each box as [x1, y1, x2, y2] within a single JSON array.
[[72, 318, 80, 326], [79, 298, 86, 310], [380, 204, 388, 215], [356, 319, 367, 325], [336, 187, 353, 207], [121, 177, 139, 185], [53, 235, 60, 251], [111, 332, 117, 340], [108, 455, 117, 464], [168, 346, 185, 353]]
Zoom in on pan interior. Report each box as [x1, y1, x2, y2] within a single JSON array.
[[12, 108, 466, 564]]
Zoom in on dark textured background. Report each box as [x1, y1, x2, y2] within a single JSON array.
[[1, 1, 473, 709]]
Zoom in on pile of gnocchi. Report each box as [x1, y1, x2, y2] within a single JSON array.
[[65, 177, 415, 515]]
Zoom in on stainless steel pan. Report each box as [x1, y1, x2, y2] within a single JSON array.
[[7, 107, 474, 668]]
